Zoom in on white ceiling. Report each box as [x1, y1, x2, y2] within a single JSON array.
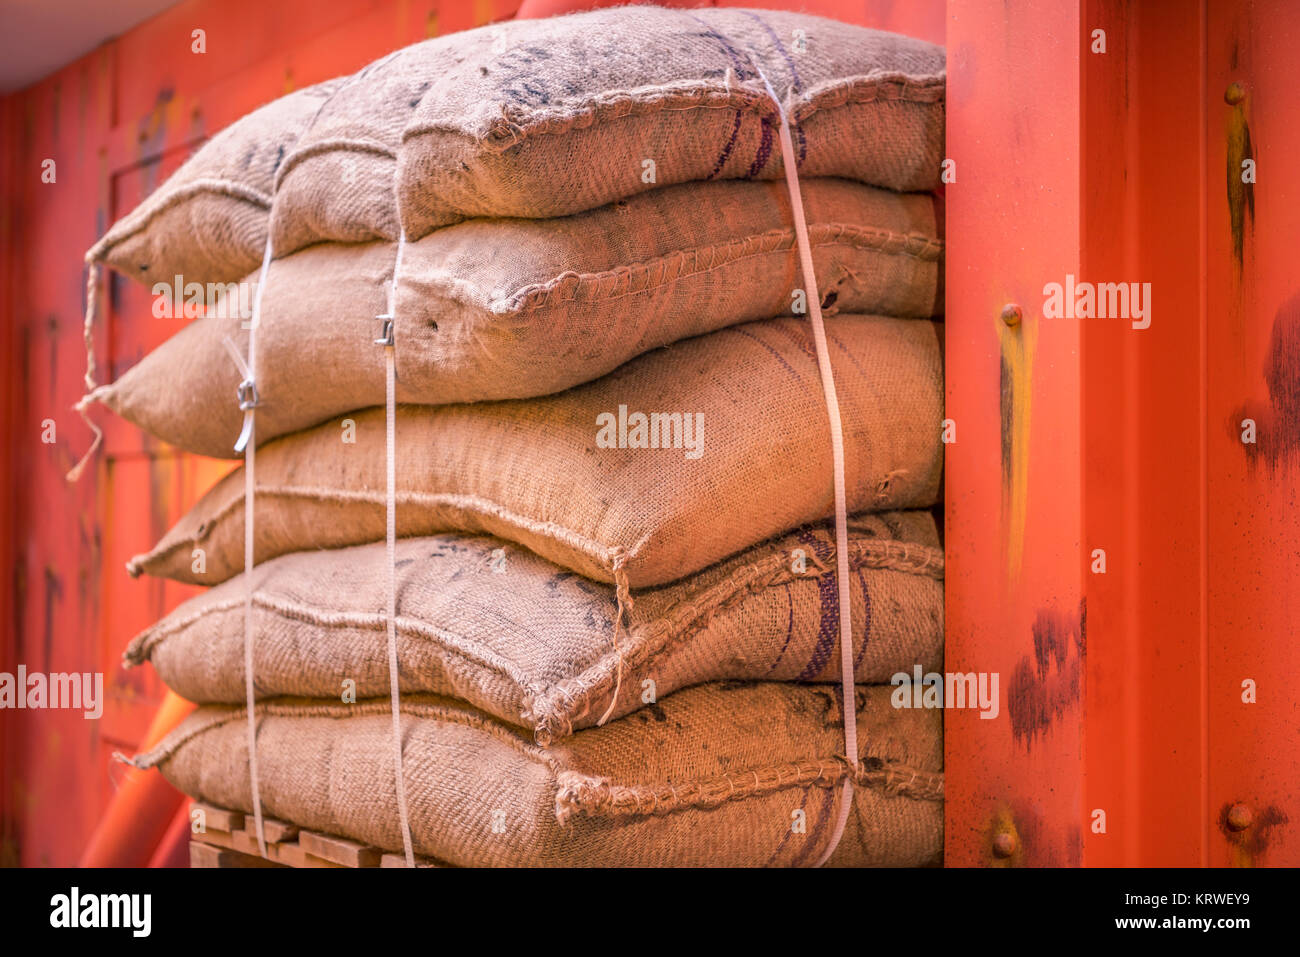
[[0, 0, 182, 93]]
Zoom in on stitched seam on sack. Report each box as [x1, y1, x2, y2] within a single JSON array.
[[274, 137, 398, 190], [127, 594, 550, 700], [460, 226, 944, 316], [402, 73, 945, 151], [129, 537, 942, 739], [532, 538, 944, 741], [136, 697, 562, 772], [87, 178, 271, 261], [554, 759, 944, 826], [129, 486, 632, 578], [133, 700, 943, 819]]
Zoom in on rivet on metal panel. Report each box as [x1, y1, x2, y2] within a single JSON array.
[[1224, 81, 1246, 105], [1226, 804, 1253, 832], [992, 831, 1018, 858], [1001, 303, 1023, 327]]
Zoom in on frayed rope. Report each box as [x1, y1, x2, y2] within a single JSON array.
[[596, 549, 633, 726], [67, 261, 105, 483]]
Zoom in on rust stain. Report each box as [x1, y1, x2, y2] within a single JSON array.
[[1007, 600, 1085, 748], [1229, 291, 1300, 468], [1224, 81, 1255, 278], [78, 510, 103, 643], [45, 314, 58, 403], [987, 805, 1022, 868], [12, 557, 27, 660], [42, 567, 63, 671], [134, 88, 174, 193], [986, 801, 1074, 868], [1219, 803, 1288, 867], [997, 308, 1035, 578]]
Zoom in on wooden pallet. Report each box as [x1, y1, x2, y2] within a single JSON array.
[[188, 803, 439, 868]]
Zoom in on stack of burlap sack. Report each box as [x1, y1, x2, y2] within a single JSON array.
[[87, 7, 948, 866]]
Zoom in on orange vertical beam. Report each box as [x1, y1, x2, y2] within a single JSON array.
[[1081, 0, 1211, 867], [952, 0, 1297, 867], [1080, 0, 1297, 868], [946, 0, 1085, 866], [1204, 0, 1300, 867]]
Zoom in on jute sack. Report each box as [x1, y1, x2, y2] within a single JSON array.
[[271, 6, 944, 255], [96, 178, 941, 458], [133, 683, 943, 866], [88, 79, 341, 289], [127, 314, 944, 588], [125, 514, 943, 743]]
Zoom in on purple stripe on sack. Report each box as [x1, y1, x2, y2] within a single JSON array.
[[763, 785, 811, 866], [741, 11, 803, 90], [826, 327, 873, 383], [853, 568, 872, 670], [798, 571, 841, 681], [707, 110, 744, 181], [684, 14, 755, 178], [790, 786, 838, 867], [765, 319, 818, 367], [739, 11, 808, 166], [725, 326, 803, 381], [744, 115, 775, 179], [795, 529, 839, 681], [685, 18, 756, 81]]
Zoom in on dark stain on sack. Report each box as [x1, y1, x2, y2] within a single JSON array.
[[636, 703, 668, 723]]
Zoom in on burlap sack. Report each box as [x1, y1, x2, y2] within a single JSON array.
[[97, 178, 941, 458], [127, 314, 943, 588], [134, 682, 943, 866], [125, 514, 943, 742], [87, 80, 341, 288], [272, 6, 944, 254]]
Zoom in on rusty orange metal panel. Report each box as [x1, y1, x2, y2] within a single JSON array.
[[1205, 0, 1299, 868], [950, 0, 1298, 868], [945, 0, 1085, 867], [1080, 0, 1211, 868], [1078, 0, 1297, 868]]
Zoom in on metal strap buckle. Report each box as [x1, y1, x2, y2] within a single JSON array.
[[236, 378, 260, 411], [374, 314, 394, 347]]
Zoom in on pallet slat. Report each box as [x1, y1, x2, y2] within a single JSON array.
[[187, 802, 439, 867], [190, 841, 284, 868], [299, 831, 382, 868]]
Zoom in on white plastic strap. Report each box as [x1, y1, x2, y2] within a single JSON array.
[[758, 72, 858, 868], [378, 231, 416, 868], [223, 235, 274, 859]]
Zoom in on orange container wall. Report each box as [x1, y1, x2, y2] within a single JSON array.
[[947, 0, 1299, 866], [4, 0, 1295, 870], [0, 0, 943, 869]]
